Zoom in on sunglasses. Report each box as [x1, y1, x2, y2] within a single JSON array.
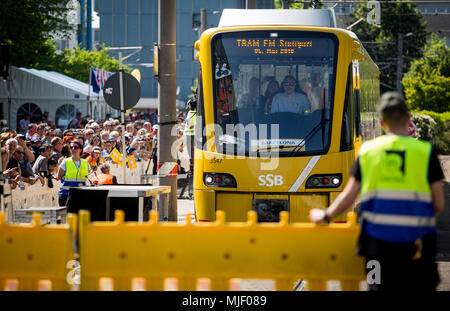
[[283, 82, 295, 86], [16, 151, 25, 155], [93, 139, 101, 142], [70, 146, 80, 150]]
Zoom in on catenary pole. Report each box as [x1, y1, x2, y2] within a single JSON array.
[[158, 0, 177, 221]]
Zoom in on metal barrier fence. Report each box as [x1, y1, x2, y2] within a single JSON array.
[[0, 209, 365, 291]]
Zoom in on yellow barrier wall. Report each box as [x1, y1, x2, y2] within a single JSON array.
[[79, 210, 365, 291], [0, 212, 76, 291]]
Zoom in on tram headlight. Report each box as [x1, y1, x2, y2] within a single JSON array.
[[204, 173, 237, 188], [306, 174, 342, 188]]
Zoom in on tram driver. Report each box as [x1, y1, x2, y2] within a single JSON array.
[[270, 75, 310, 114]]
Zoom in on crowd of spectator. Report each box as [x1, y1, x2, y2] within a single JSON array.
[[1, 110, 188, 190]]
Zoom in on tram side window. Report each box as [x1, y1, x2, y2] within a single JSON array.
[[195, 65, 206, 150], [354, 84, 361, 138], [341, 64, 354, 151]]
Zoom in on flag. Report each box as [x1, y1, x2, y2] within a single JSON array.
[[90, 67, 114, 94]]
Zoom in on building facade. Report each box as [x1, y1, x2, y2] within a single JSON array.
[[94, 0, 274, 105]]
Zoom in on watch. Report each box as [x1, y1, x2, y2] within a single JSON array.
[[323, 209, 330, 224]]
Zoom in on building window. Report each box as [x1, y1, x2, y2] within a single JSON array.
[[193, 13, 201, 29], [55, 104, 79, 129]]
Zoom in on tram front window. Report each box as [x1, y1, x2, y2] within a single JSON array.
[[211, 31, 338, 156]]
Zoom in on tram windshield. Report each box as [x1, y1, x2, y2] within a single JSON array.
[[211, 31, 338, 156]]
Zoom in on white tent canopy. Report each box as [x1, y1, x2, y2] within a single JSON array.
[[0, 66, 114, 129]]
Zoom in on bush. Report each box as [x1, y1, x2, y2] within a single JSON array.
[[416, 110, 450, 134], [412, 112, 450, 154], [412, 113, 438, 142]]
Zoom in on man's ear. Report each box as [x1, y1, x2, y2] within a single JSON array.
[[379, 116, 386, 130]]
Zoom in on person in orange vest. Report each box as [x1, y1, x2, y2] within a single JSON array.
[[93, 163, 117, 185]]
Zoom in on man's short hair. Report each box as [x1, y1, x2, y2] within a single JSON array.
[[378, 92, 410, 123]]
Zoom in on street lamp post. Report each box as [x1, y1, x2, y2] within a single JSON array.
[[396, 32, 414, 92]]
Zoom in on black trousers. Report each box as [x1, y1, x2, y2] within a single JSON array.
[[359, 233, 440, 291]]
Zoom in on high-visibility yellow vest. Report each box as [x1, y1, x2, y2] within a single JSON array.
[[358, 135, 436, 243], [59, 157, 90, 195], [185, 110, 196, 136]]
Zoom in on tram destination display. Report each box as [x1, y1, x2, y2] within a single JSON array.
[[235, 39, 312, 55], [216, 31, 337, 59]]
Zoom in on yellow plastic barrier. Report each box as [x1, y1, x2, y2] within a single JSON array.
[[79, 210, 365, 291], [0, 212, 77, 291]]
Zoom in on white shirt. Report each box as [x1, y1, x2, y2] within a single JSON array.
[[270, 92, 310, 114]]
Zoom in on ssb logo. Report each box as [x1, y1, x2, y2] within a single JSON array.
[[258, 174, 283, 187]]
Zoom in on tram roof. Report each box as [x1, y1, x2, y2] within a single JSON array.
[[218, 9, 337, 28]]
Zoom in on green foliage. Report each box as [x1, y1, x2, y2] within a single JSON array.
[[412, 111, 450, 154], [416, 110, 450, 134], [403, 35, 450, 113], [0, 0, 73, 68], [274, 0, 304, 9], [412, 113, 438, 143], [50, 45, 131, 83], [351, 1, 429, 93]]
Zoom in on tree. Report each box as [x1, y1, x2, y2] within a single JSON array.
[[0, 0, 73, 68], [402, 35, 450, 113], [351, 1, 429, 93], [51, 45, 131, 83]]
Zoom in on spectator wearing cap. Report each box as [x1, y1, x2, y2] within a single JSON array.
[[15, 134, 35, 164], [86, 146, 103, 170], [30, 136, 41, 161], [32, 143, 53, 176], [93, 163, 117, 185], [57, 140, 90, 206]]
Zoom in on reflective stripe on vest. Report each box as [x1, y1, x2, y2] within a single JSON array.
[[358, 135, 435, 243], [95, 174, 114, 185], [59, 158, 89, 195]]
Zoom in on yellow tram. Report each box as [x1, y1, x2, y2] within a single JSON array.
[[192, 9, 380, 223]]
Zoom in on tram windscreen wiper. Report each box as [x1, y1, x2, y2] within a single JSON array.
[[288, 117, 329, 156]]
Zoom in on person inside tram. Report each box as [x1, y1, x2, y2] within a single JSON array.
[[270, 75, 310, 114], [304, 72, 327, 112], [263, 79, 280, 114], [237, 77, 265, 111]]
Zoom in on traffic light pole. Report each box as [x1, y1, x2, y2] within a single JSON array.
[[158, 0, 177, 221]]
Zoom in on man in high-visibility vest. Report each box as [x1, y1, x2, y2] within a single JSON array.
[[57, 140, 90, 206], [184, 95, 197, 172], [93, 163, 117, 185], [310, 92, 445, 291]]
